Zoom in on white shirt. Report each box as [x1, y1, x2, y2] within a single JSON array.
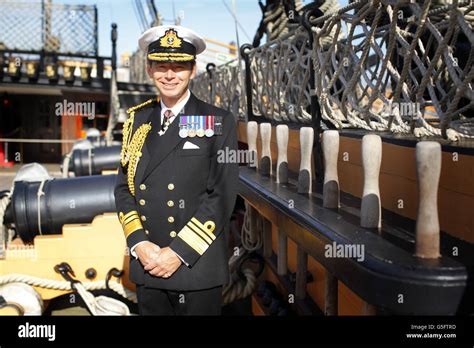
[[130, 90, 191, 266]]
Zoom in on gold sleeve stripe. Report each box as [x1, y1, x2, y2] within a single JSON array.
[[123, 216, 140, 227], [120, 211, 137, 222], [178, 227, 209, 255], [124, 219, 143, 238], [188, 220, 215, 241], [191, 217, 216, 236], [118, 211, 143, 238], [120, 211, 139, 224], [123, 210, 138, 218], [123, 214, 139, 225], [187, 220, 214, 244]]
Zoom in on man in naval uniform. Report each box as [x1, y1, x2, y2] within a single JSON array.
[[114, 25, 239, 315]]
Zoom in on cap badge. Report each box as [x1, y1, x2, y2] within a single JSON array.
[[159, 29, 183, 48]]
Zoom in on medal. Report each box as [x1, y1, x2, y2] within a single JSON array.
[[188, 115, 197, 137], [179, 116, 188, 138], [205, 115, 214, 137], [179, 129, 188, 138], [197, 116, 205, 137]]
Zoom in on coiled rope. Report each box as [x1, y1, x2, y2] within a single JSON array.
[[0, 273, 137, 302], [0, 273, 137, 315], [222, 201, 265, 304]]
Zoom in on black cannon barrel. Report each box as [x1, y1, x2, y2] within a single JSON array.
[[69, 145, 121, 176], [9, 174, 117, 243]]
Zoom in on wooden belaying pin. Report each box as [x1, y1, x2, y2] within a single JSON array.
[[415, 141, 441, 259], [361, 134, 382, 229], [259, 123, 272, 176], [276, 125, 289, 184], [247, 121, 258, 168], [298, 127, 314, 193], [323, 130, 340, 208]]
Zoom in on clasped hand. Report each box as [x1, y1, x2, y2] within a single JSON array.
[[134, 242, 182, 278]]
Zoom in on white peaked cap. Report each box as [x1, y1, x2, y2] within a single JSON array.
[[138, 25, 206, 59]]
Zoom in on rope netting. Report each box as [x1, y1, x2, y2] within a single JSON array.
[[193, 0, 474, 141], [249, 26, 313, 123], [191, 61, 246, 117], [0, 1, 97, 55], [312, 0, 474, 140]]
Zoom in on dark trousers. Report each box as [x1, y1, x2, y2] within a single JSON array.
[[136, 285, 223, 315]]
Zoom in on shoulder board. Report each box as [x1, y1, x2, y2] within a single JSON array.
[[126, 97, 160, 114]]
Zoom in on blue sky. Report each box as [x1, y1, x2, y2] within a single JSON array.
[[48, 0, 348, 66], [50, 0, 347, 63], [51, 0, 263, 60]]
